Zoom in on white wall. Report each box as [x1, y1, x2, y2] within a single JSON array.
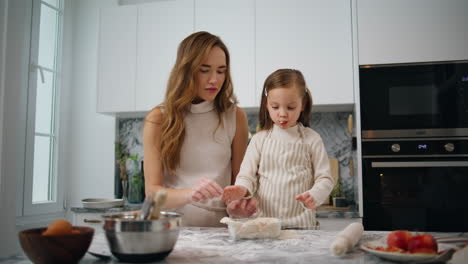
[[63, 0, 118, 209], [0, 0, 31, 257], [0, 0, 7, 188], [0, 0, 12, 257], [0, 0, 119, 256]]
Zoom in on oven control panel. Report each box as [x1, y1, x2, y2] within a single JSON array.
[[362, 139, 468, 156]]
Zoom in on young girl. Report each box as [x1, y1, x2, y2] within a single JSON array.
[[222, 69, 335, 229], [143, 31, 249, 227]]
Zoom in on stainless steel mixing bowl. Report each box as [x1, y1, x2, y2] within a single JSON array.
[[102, 211, 182, 263]]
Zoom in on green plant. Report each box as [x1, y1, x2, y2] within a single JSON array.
[[115, 142, 138, 181], [128, 170, 144, 203], [131, 171, 143, 186], [330, 177, 343, 198]]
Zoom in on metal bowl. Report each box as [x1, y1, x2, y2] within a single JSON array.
[[102, 211, 182, 263]]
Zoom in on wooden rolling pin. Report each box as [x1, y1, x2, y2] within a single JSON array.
[[150, 189, 167, 219]]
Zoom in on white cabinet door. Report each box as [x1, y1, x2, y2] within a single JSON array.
[[135, 1, 194, 112], [195, 0, 256, 107], [97, 6, 137, 113], [72, 212, 104, 234], [255, 0, 354, 105], [358, 0, 468, 65]]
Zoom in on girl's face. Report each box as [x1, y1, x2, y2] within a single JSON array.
[[266, 86, 304, 129], [194, 46, 227, 103]]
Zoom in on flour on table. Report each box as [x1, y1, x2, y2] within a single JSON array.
[[278, 230, 300, 240]]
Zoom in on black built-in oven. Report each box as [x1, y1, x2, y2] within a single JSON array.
[[362, 138, 468, 232], [360, 61, 468, 232]]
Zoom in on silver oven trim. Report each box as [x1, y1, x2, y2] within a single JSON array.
[[360, 60, 468, 68], [364, 154, 468, 158], [371, 161, 468, 168], [362, 128, 468, 139], [363, 137, 468, 142]]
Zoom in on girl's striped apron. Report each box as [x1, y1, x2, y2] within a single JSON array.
[[256, 127, 319, 229]]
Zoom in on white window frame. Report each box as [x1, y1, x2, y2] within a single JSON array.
[[19, 0, 65, 216]]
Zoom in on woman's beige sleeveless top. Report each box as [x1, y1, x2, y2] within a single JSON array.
[[163, 101, 236, 227]]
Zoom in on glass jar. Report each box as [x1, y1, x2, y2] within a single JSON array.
[[127, 161, 144, 203]]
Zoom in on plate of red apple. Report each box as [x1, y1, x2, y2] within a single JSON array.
[[361, 230, 456, 263]]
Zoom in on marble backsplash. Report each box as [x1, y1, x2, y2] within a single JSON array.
[[116, 110, 357, 211]]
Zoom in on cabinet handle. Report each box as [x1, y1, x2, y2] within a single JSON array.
[[83, 219, 102, 223], [371, 161, 468, 168]]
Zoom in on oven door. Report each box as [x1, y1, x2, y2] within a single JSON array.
[[362, 157, 468, 231], [360, 62, 468, 133]]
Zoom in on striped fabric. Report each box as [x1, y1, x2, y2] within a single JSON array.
[[235, 124, 334, 229]]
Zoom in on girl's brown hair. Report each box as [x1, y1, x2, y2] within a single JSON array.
[[258, 69, 313, 131], [157, 31, 237, 174]]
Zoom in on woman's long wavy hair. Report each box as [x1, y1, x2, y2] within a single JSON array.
[[258, 69, 313, 131], [160, 31, 237, 174]]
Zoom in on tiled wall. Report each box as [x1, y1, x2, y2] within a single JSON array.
[[116, 111, 357, 210]]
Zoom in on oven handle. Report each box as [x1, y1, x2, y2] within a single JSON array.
[[371, 161, 468, 168]]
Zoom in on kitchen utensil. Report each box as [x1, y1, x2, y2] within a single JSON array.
[[150, 189, 167, 219], [102, 211, 182, 263], [347, 114, 353, 136], [18, 226, 94, 264], [139, 192, 154, 220], [435, 236, 468, 247]]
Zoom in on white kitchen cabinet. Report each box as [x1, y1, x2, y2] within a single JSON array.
[[97, 1, 194, 113], [135, 0, 194, 111], [72, 212, 104, 234], [195, 0, 256, 107], [358, 0, 468, 65], [255, 0, 354, 105], [97, 6, 137, 113], [97, 0, 356, 113]]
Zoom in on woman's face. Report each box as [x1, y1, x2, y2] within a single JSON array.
[[194, 46, 227, 103]]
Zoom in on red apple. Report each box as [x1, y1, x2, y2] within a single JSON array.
[[387, 230, 413, 250], [407, 234, 438, 254]]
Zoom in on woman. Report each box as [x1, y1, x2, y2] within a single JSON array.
[[143, 31, 249, 227]]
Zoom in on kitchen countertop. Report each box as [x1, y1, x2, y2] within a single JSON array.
[[71, 205, 361, 219], [2, 227, 466, 263], [70, 204, 142, 213]]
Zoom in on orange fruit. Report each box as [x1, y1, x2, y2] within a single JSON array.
[[42, 219, 73, 236]]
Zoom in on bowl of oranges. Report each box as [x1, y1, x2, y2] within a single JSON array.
[[18, 219, 94, 264]]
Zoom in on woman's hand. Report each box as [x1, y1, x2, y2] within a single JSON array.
[[188, 177, 224, 203], [295, 191, 317, 210], [226, 198, 258, 218], [222, 185, 248, 203]]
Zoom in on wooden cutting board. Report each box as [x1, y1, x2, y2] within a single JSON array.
[[322, 158, 339, 205]]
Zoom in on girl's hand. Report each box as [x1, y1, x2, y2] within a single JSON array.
[[226, 198, 258, 218], [221, 185, 248, 203], [188, 177, 224, 203], [295, 191, 317, 210]]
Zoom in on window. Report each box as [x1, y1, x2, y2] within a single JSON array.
[[22, 0, 64, 216]]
